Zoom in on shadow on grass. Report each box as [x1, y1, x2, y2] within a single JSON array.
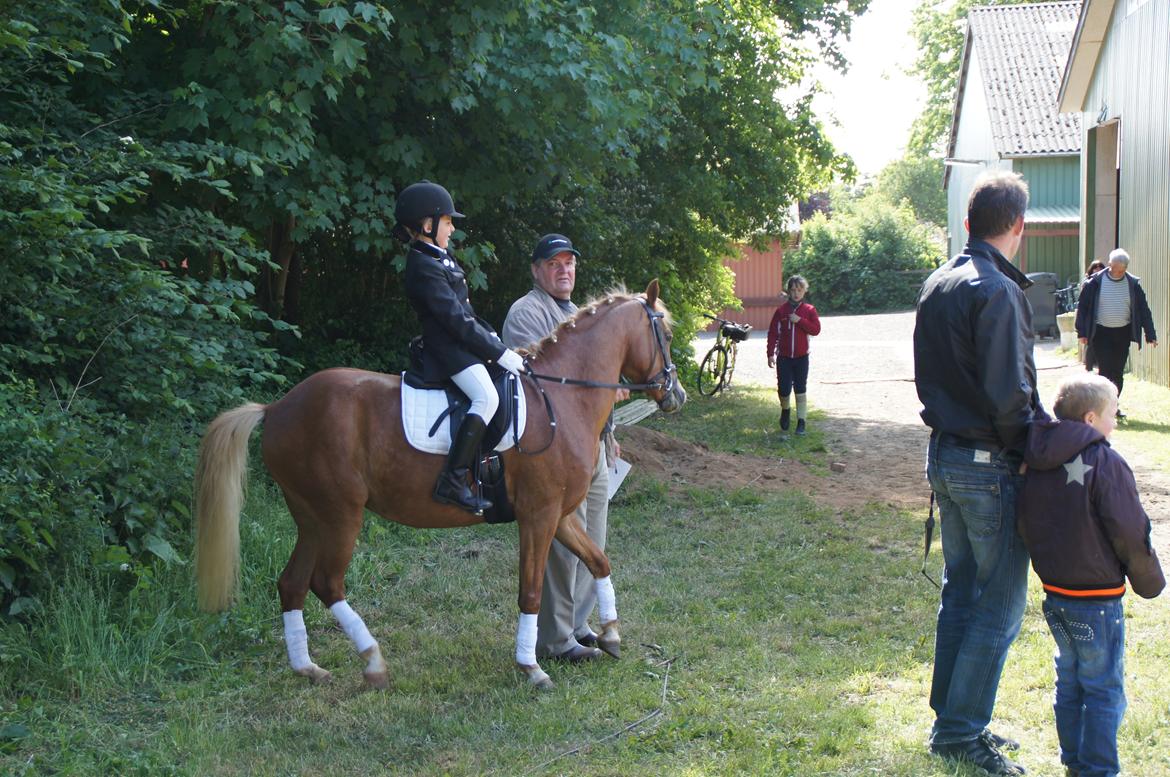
[[1117, 418, 1170, 434]]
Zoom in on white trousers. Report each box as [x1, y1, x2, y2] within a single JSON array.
[[450, 363, 498, 422]]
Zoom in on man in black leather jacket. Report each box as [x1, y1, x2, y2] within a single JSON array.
[[914, 170, 1048, 776]]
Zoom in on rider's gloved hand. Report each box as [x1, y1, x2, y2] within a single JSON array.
[[497, 348, 525, 376]]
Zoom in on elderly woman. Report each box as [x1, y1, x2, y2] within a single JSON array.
[[1080, 260, 1106, 371]]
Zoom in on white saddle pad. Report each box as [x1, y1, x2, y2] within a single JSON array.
[[400, 376, 527, 455]]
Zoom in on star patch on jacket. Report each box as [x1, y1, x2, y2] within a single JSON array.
[[1063, 454, 1093, 485]]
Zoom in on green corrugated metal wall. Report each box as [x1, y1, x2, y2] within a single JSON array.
[[1018, 157, 1079, 208], [1024, 235, 1081, 286], [1082, 0, 1170, 387], [1017, 158, 1081, 286]]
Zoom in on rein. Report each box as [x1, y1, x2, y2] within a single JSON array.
[[512, 298, 677, 456]]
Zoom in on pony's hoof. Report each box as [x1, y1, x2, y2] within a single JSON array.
[[597, 621, 621, 659], [363, 670, 390, 690], [296, 664, 332, 684], [360, 645, 389, 689], [517, 663, 554, 690]]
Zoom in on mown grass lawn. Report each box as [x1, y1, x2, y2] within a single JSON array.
[[2, 388, 1169, 776]]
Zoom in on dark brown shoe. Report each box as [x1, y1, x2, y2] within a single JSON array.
[[577, 632, 598, 648], [549, 643, 602, 663]]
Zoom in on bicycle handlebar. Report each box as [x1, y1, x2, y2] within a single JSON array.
[[702, 312, 751, 330]]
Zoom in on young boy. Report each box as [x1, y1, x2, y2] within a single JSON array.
[[766, 275, 820, 436], [1018, 373, 1164, 777]]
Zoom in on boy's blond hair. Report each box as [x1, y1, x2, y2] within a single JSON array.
[[1053, 373, 1117, 421]]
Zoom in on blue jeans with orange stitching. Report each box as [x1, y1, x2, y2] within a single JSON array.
[[926, 434, 1029, 746], [1044, 594, 1126, 777]]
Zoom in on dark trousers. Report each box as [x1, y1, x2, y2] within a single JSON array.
[[776, 354, 809, 397], [1091, 325, 1131, 397]]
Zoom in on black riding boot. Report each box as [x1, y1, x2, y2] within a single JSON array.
[[433, 415, 493, 515]]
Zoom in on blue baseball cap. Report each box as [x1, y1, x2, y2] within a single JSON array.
[[531, 234, 580, 263]]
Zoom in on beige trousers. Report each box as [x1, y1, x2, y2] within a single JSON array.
[[536, 447, 609, 656]]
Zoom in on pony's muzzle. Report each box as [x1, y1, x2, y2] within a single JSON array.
[[658, 384, 686, 413]]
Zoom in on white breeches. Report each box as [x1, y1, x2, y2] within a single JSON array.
[[451, 363, 498, 422]]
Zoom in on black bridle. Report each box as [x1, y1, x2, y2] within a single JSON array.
[[512, 298, 678, 455]]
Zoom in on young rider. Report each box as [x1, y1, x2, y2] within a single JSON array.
[[395, 180, 524, 514], [766, 275, 821, 435]]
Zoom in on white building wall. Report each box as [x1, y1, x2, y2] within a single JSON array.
[[946, 46, 1012, 258]]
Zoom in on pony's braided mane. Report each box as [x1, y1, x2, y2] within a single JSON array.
[[521, 285, 670, 358]]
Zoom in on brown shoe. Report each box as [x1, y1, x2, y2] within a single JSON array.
[[550, 643, 602, 663]]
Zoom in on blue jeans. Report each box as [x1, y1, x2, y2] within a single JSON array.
[[1043, 595, 1126, 777], [926, 434, 1030, 745]]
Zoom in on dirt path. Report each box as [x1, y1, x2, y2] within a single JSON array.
[[621, 311, 1170, 555]]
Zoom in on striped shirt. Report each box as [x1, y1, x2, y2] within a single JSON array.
[[1096, 274, 1132, 328]]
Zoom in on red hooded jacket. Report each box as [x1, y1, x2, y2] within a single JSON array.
[[767, 299, 821, 359]]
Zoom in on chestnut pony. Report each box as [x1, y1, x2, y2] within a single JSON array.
[[194, 280, 685, 689]]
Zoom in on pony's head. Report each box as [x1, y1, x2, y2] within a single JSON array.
[[621, 279, 686, 413]]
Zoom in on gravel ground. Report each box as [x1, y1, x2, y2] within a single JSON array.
[[691, 309, 1170, 553]]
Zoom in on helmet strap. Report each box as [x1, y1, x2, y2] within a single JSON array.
[[422, 215, 439, 241]]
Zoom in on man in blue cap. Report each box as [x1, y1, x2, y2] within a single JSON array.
[[502, 234, 623, 663]]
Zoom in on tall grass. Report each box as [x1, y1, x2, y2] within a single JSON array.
[[2, 388, 1168, 776]]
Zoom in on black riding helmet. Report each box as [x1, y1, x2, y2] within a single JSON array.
[[393, 180, 465, 242]]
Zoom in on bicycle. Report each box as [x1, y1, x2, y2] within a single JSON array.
[[697, 313, 752, 396], [1054, 282, 1080, 315]]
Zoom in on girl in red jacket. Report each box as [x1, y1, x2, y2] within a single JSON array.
[[766, 276, 821, 435]]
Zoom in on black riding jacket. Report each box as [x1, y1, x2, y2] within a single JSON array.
[[402, 241, 506, 382], [914, 239, 1048, 455]]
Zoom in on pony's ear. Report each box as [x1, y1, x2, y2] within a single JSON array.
[[644, 279, 660, 307]]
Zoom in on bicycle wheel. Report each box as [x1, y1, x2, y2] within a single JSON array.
[[723, 343, 738, 388], [697, 345, 728, 396]]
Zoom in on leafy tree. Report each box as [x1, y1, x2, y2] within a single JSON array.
[[0, 1, 289, 613], [873, 154, 947, 227], [0, 0, 870, 613], [131, 0, 864, 376], [784, 194, 943, 313]]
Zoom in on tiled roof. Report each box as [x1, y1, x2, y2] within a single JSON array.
[[969, 2, 1083, 155]]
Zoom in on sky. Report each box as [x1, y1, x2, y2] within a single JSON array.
[[809, 0, 928, 178]]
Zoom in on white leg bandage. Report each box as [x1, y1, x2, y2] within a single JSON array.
[[595, 576, 617, 623], [282, 609, 313, 671], [329, 600, 377, 654], [515, 612, 538, 666]]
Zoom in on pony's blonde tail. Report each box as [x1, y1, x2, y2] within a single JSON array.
[[194, 402, 266, 612]]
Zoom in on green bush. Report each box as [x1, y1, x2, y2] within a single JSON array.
[[784, 198, 943, 313], [0, 2, 291, 615]]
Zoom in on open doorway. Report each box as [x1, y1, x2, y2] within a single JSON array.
[[1086, 120, 1120, 265]]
